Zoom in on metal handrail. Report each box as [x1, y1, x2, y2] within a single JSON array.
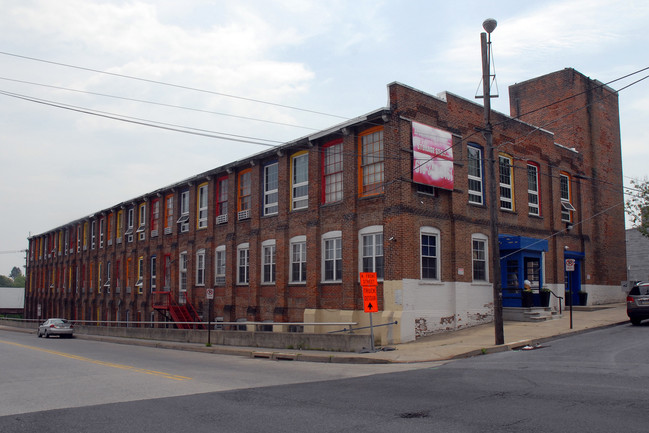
[[548, 290, 564, 315], [0, 317, 358, 329], [329, 320, 398, 334]]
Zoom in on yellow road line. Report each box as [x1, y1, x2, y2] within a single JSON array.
[[0, 339, 192, 381]]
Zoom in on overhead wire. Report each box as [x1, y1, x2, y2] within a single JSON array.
[[0, 89, 285, 147], [2, 50, 647, 203], [0, 50, 349, 120], [0, 76, 321, 131]]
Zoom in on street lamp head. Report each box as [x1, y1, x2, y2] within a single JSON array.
[[482, 18, 497, 34]]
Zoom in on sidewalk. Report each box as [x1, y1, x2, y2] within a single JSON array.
[[1, 303, 629, 364]]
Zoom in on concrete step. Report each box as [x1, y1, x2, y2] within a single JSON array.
[[504, 307, 562, 322]]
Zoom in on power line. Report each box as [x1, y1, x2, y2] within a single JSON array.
[[0, 76, 321, 131], [0, 89, 285, 147], [0, 50, 349, 120], [2, 49, 646, 199]]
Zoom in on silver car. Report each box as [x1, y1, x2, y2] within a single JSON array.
[[37, 318, 74, 338], [627, 282, 649, 325]]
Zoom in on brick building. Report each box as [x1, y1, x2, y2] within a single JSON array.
[[25, 68, 626, 343]]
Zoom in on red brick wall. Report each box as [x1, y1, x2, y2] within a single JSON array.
[[25, 70, 626, 325]]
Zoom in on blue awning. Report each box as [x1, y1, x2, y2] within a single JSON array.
[[499, 234, 548, 252]]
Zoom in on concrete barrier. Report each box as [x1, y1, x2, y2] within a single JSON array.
[[0, 319, 371, 352]]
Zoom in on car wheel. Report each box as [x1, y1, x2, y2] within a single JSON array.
[[44, 330, 50, 338], [37, 330, 42, 338], [631, 318, 642, 326]]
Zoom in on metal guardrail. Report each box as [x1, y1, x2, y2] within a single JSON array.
[[0, 317, 358, 329]]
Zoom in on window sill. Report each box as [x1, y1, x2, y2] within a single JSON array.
[[320, 280, 342, 284], [418, 280, 443, 286], [359, 192, 385, 201], [471, 281, 492, 287]]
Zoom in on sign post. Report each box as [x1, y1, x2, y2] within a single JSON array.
[[565, 259, 575, 329], [206, 288, 214, 346], [360, 272, 378, 352]]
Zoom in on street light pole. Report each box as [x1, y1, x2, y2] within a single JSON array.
[[480, 19, 504, 345]]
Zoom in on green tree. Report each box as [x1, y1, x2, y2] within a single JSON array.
[[9, 267, 22, 279], [0, 275, 13, 287], [13, 275, 25, 288], [626, 178, 649, 237]]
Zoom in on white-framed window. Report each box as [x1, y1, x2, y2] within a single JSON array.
[[322, 231, 342, 282], [264, 162, 279, 216], [467, 145, 484, 205], [261, 239, 276, 284], [359, 226, 384, 280], [99, 218, 104, 249], [197, 183, 208, 229], [472, 233, 488, 282], [420, 226, 440, 281], [527, 163, 540, 216], [196, 249, 206, 286], [179, 251, 188, 292], [105, 260, 111, 293], [560, 173, 575, 222], [291, 152, 309, 210], [150, 255, 157, 291], [215, 245, 226, 285], [237, 243, 250, 285], [136, 256, 144, 294], [125, 207, 134, 238], [137, 203, 146, 232], [290, 235, 307, 284], [499, 155, 514, 210], [177, 190, 190, 232], [91, 220, 96, 249]]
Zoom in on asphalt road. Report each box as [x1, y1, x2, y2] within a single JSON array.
[[2, 323, 649, 432]]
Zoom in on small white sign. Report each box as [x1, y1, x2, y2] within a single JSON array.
[[565, 259, 576, 272], [206, 288, 214, 299]]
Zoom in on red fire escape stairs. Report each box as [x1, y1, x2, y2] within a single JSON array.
[[153, 291, 205, 329]]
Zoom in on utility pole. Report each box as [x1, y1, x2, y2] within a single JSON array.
[[480, 19, 504, 345]]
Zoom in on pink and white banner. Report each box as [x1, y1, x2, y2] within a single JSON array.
[[412, 121, 454, 190]]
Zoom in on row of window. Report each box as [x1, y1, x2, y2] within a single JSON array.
[[31, 227, 493, 292], [30, 128, 385, 262], [32, 136, 573, 264], [467, 146, 575, 221]]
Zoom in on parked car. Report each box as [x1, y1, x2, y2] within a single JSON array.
[[627, 282, 649, 325], [37, 318, 74, 338]]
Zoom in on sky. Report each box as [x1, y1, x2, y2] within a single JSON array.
[[1, 0, 648, 276]]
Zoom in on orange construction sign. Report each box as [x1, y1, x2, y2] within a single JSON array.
[[360, 272, 378, 313], [360, 272, 377, 287]]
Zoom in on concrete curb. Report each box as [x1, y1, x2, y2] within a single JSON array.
[[1, 318, 631, 364]]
